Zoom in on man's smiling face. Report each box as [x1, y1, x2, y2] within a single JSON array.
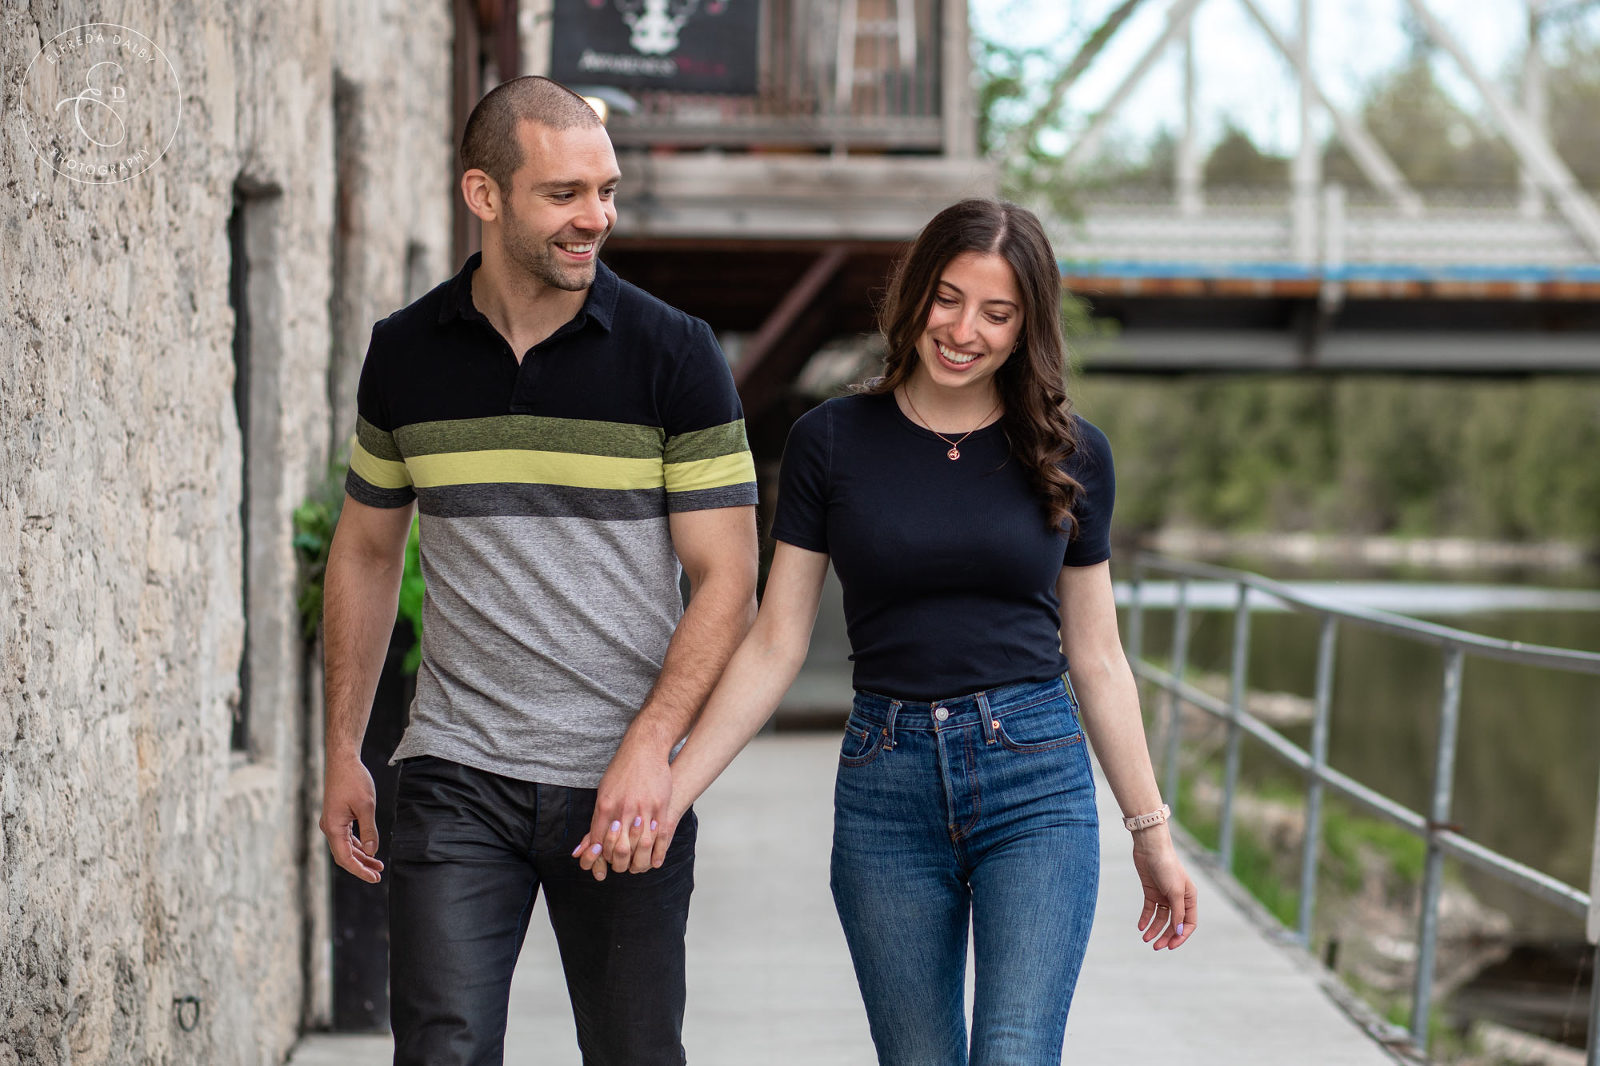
[[496, 120, 620, 294]]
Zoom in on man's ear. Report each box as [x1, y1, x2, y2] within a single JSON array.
[[461, 168, 501, 224]]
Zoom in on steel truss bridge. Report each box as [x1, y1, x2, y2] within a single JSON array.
[[1037, 0, 1600, 372]]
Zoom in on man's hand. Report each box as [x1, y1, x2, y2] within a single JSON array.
[[575, 732, 673, 881], [320, 756, 384, 883]]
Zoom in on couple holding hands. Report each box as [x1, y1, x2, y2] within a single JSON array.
[[321, 75, 1194, 1066]]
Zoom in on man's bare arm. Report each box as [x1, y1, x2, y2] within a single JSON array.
[[581, 504, 758, 879], [319, 495, 415, 883]]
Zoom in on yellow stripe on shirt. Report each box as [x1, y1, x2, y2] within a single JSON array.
[[663, 451, 758, 495], [407, 449, 667, 491], [349, 439, 414, 489]]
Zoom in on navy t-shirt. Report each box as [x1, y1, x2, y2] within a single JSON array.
[[772, 392, 1114, 700]]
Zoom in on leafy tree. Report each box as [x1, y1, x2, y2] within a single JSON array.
[[1548, 22, 1600, 188], [974, 0, 1152, 212], [1324, 55, 1516, 191], [1203, 122, 1288, 187]]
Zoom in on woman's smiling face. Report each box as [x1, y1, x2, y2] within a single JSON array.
[[911, 251, 1024, 395]]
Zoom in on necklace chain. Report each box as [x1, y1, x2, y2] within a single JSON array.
[[901, 388, 1002, 461]]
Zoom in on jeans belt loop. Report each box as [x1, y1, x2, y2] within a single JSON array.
[[1060, 670, 1078, 708], [976, 690, 998, 744], [884, 700, 900, 750]]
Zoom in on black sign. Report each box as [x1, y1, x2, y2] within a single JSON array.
[[550, 0, 759, 95]]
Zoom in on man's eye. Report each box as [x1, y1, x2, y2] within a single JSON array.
[[601, 187, 618, 199]]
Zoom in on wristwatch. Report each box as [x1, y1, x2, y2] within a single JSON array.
[[1122, 804, 1171, 832]]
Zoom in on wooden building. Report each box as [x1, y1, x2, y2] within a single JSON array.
[[560, 0, 996, 458]]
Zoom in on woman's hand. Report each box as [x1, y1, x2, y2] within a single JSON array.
[[1132, 830, 1197, 950], [571, 789, 691, 880]]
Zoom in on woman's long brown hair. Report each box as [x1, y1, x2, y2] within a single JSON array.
[[863, 199, 1083, 533]]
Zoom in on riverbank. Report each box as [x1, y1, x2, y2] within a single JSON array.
[[1137, 528, 1595, 571]]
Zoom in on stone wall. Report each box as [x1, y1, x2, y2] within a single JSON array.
[[0, 2, 452, 1063]]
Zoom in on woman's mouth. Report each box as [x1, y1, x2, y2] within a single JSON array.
[[936, 341, 980, 368]]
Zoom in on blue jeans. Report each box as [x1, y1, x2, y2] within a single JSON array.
[[387, 756, 696, 1066], [830, 677, 1100, 1066]]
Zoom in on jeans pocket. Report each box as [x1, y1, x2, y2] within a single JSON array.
[[993, 697, 1084, 754], [839, 722, 887, 768]]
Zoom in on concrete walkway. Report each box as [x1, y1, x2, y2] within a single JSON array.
[[290, 734, 1400, 1065]]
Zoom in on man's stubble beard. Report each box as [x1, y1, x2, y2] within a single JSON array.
[[501, 200, 604, 294]]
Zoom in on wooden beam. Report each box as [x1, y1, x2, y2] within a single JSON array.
[[734, 246, 853, 419]]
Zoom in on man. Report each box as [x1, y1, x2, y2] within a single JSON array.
[[319, 75, 759, 1065]]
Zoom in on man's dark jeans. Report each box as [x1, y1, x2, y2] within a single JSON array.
[[387, 755, 696, 1066]]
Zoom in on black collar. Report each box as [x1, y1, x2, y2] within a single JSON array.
[[438, 251, 619, 335]]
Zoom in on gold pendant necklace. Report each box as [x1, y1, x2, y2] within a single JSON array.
[[902, 389, 1002, 461]]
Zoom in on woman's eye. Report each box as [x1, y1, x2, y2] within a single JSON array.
[[987, 314, 1011, 325], [934, 295, 958, 307]]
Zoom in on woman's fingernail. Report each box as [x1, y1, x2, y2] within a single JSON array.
[[590, 843, 602, 855], [571, 843, 583, 857], [610, 820, 621, 833], [633, 816, 643, 828], [650, 820, 658, 831], [1177, 923, 1185, 936]]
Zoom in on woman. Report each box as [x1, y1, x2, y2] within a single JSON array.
[[581, 199, 1196, 1064]]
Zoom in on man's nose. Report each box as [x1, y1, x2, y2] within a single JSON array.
[[574, 194, 610, 234]]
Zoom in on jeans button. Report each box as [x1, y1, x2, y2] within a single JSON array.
[[933, 707, 949, 721]]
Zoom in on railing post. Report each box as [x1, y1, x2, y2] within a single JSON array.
[[1587, 940, 1600, 1066], [1298, 615, 1338, 945], [1586, 751, 1600, 1066], [1128, 559, 1148, 719], [1412, 645, 1465, 1052], [1128, 558, 1146, 672], [1219, 581, 1251, 871], [1164, 577, 1191, 813]]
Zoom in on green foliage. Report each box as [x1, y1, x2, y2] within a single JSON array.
[[1074, 375, 1600, 542], [1325, 55, 1516, 191], [1174, 771, 1299, 928], [292, 460, 427, 674], [1550, 27, 1600, 188], [397, 519, 425, 674], [1321, 802, 1428, 895], [1204, 123, 1288, 187], [292, 462, 348, 639]]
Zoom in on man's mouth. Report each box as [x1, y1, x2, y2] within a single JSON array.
[[556, 241, 596, 257]]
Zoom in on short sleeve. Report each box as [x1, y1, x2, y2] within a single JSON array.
[[770, 403, 831, 554], [345, 322, 416, 509], [1062, 418, 1114, 567], [660, 318, 759, 513]]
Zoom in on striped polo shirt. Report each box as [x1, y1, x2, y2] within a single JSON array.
[[345, 255, 757, 786]]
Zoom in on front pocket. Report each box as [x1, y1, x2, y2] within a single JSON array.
[[992, 700, 1084, 754], [839, 723, 887, 767]]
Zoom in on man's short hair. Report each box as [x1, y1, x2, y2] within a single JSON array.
[[460, 76, 603, 188]]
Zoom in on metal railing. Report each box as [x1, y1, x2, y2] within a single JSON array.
[[1124, 553, 1600, 1063], [606, 0, 948, 151]]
